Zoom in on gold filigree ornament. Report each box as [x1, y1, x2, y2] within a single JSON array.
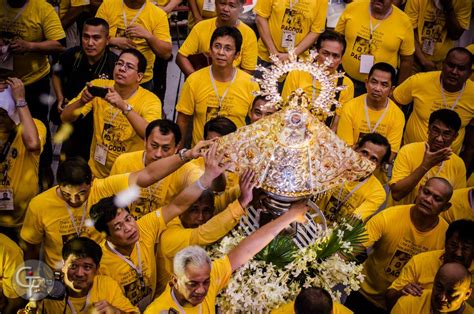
[[213, 48, 376, 201]]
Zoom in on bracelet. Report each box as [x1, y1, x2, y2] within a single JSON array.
[[196, 178, 208, 190], [178, 148, 189, 162], [16, 100, 27, 108]]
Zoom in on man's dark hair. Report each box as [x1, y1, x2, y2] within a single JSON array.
[[445, 47, 473, 68], [203, 116, 237, 139], [446, 219, 474, 245], [368, 62, 396, 86], [119, 49, 147, 73], [210, 26, 243, 54], [62, 237, 103, 266], [294, 287, 333, 314], [251, 95, 268, 108], [57, 157, 93, 186], [357, 133, 392, 164], [83, 17, 110, 34], [90, 196, 128, 236], [315, 30, 347, 55], [145, 119, 182, 145], [429, 109, 462, 133]]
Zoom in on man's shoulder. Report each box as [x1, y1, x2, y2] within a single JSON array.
[[412, 249, 444, 264], [391, 5, 412, 24], [374, 204, 412, 221], [29, 186, 60, 209], [398, 141, 425, 155], [58, 46, 83, 66]]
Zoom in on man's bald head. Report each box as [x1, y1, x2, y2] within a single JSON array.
[[431, 262, 472, 312], [415, 177, 453, 216]]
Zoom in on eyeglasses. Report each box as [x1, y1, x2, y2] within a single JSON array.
[[429, 126, 455, 140], [115, 60, 138, 72]]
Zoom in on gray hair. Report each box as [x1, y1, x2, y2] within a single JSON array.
[[173, 246, 212, 279]]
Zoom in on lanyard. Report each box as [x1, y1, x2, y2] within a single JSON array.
[[209, 66, 237, 112], [0, 130, 16, 186], [3, 0, 28, 30], [364, 97, 389, 133], [66, 292, 91, 314], [425, 161, 445, 180], [106, 241, 144, 283], [441, 81, 465, 110], [171, 289, 202, 314], [65, 201, 88, 237], [121, 0, 146, 29], [368, 5, 392, 43], [289, 0, 299, 11], [336, 178, 369, 209]]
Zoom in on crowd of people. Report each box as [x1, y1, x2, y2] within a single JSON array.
[[0, 0, 473, 312]]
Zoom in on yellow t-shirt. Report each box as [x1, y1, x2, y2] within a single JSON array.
[[145, 255, 232, 314], [281, 71, 355, 114], [110, 150, 203, 219], [176, 67, 259, 146], [405, 0, 471, 63], [392, 71, 474, 154], [187, 0, 217, 29], [56, 0, 90, 19], [178, 17, 258, 71], [271, 301, 353, 314], [96, 0, 171, 83], [0, 0, 65, 85], [391, 289, 473, 314], [156, 200, 244, 294], [334, 0, 414, 82], [468, 44, 474, 81], [99, 209, 166, 309], [440, 188, 473, 223], [40, 275, 139, 313], [337, 95, 405, 152], [317, 174, 386, 222], [389, 142, 467, 206], [361, 204, 448, 309], [254, 0, 327, 62], [67, 79, 162, 178], [0, 233, 23, 299], [0, 119, 46, 228], [20, 174, 130, 270]]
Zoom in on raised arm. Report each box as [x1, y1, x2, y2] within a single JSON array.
[[61, 85, 94, 123]]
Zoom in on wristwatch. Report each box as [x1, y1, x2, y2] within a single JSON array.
[[122, 103, 132, 116], [178, 148, 190, 162], [16, 99, 28, 108]]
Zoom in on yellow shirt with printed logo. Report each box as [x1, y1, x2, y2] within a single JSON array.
[[0, 233, 23, 299], [144, 255, 232, 314], [96, 0, 171, 83], [389, 142, 467, 206], [40, 275, 139, 313], [392, 71, 474, 154], [0, 119, 46, 228], [156, 199, 245, 294], [282, 70, 355, 115], [361, 204, 448, 309], [317, 174, 385, 222], [405, 0, 471, 64], [440, 188, 473, 223], [176, 67, 259, 146], [110, 150, 203, 219], [178, 17, 258, 71], [67, 79, 162, 178], [20, 173, 130, 270], [99, 209, 167, 310], [254, 0, 327, 62], [0, 0, 65, 85], [271, 301, 353, 314], [336, 95, 405, 152], [334, 0, 414, 82], [187, 0, 217, 29], [391, 289, 473, 314]]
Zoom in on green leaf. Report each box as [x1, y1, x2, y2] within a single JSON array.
[[255, 234, 298, 268]]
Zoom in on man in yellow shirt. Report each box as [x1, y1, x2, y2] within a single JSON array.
[[318, 133, 390, 222], [392, 48, 473, 155], [177, 0, 258, 76], [61, 49, 162, 178], [386, 219, 474, 309], [335, 0, 414, 96], [0, 78, 46, 239], [391, 262, 472, 314], [404, 0, 471, 72], [248, 95, 277, 124], [111, 119, 203, 219], [90, 144, 228, 311], [20, 140, 209, 271], [344, 177, 452, 312], [95, 0, 172, 89], [390, 109, 466, 205], [254, 0, 327, 64], [40, 237, 139, 313], [0, 233, 24, 313], [337, 63, 404, 160], [441, 188, 473, 223], [282, 30, 354, 130], [176, 26, 259, 147], [144, 201, 311, 313]]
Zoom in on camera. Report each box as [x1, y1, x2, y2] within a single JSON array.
[[88, 85, 108, 98], [45, 271, 66, 300]]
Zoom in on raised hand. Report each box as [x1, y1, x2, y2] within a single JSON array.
[[238, 169, 257, 208]]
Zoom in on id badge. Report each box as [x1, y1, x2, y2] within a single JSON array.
[[281, 30, 296, 48], [422, 38, 435, 56], [0, 45, 13, 71], [94, 144, 108, 166], [359, 54, 374, 74], [0, 188, 14, 211], [202, 0, 215, 12]]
